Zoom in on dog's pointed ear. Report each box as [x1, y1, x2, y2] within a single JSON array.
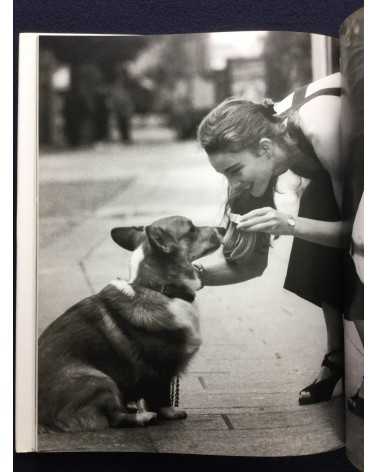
[[145, 225, 177, 254], [111, 226, 145, 251]]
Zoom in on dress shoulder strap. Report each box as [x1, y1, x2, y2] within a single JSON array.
[[290, 85, 342, 112], [283, 85, 340, 177], [273, 83, 342, 178]]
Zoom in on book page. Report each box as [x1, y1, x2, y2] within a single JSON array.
[[339, 7, 364, 471], [19, 29, 347, 456], [16, 33, 39, 452]]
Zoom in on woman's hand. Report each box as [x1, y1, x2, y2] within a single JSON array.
[[237, 208, 349, 248], [237, 207, 294, 236]]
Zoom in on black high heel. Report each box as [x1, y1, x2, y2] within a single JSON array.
[[299, 350, 344, 405]]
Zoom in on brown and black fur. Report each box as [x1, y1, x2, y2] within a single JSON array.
[[38, 216, 224, 432]]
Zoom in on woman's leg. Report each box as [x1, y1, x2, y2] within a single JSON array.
[[317, 302, 344, 381], [299, 302, 344, 404]]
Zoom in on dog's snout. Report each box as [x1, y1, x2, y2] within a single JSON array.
[[216, 227, 227, 237]]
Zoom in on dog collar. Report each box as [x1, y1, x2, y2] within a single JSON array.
[[126, 281, 195, 303], [160, 284, 195, 303]]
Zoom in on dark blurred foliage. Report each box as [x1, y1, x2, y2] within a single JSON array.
[[39, 36, 149, 81], [144, 34, 208, 85], [119, 34, 211, 139], [39, 34, 210, 147], [263, 32, 312, 101], [39, 36, 154, 147]]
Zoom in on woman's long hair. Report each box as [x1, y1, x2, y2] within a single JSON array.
[[197, 96, 284, 219], [197, 97, 284, 156], [197, 97, 285, 257]]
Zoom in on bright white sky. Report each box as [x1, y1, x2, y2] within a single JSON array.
[[209, 31, 267, 70]]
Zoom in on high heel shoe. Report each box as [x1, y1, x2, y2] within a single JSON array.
[[299, 350, 344, 405]]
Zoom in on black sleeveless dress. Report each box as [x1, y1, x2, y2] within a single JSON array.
[[281, 85, 345, 312]]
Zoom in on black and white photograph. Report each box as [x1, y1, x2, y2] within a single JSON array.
[[18, 21, 362, 460]]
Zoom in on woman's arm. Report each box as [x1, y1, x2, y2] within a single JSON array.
[[237, 207, 351, 249], [293, 86, 350, 247], [293, 217, 351, 248], [197, 236, 269, 286]]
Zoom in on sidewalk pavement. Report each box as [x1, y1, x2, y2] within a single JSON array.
[[38, 135, 345, 456]]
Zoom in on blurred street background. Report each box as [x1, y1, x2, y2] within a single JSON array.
[[39, 31, 339, 150], [37, 31, 357, 456]]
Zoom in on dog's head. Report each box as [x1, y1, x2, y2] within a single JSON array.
[[111, 216, 224, 262], [111, 216, 225, 295]]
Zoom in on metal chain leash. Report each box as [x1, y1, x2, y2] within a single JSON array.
[[170, 376, 180, 407]]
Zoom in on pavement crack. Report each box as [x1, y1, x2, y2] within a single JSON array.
[[81, 232, 109, 262], [221, 414, 234, 430], [198, 376, 207, 390], [79, 260, 96, 295]]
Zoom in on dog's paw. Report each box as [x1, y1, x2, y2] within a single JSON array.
[[110, 279, 135, 298], [158, 407, 187, 420], [135, 411, 158, 426]]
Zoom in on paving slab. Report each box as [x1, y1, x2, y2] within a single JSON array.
[[226, 399, 343, 430], [38, 428, 156, 453], [148, 426, 343, 457]]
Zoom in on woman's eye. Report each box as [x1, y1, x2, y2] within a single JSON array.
[[229, 167, 243, 177]]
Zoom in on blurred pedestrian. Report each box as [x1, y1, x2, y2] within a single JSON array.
[[64, 63, 104, 147], [109, 70, 134, 144], [93, 84, 111, 143]]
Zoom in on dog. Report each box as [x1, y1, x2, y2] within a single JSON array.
[[38, 216, 224, 432]]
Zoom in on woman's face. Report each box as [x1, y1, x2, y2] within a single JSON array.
[[209, 148, 276, 197]]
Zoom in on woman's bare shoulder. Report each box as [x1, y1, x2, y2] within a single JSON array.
[[300, 83, 341, 138], [296, 73, 342, 139], [306, 72, 341, 95], [299, 94, 342, 175], [274, 73, 341, 115]]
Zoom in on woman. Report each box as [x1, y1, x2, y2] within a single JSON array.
[[195, 72, 351, 405]]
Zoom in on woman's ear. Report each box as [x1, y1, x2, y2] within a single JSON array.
[[258, 138, 273, 158]]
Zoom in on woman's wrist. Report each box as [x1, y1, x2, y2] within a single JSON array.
[[286, 214, 297, 236]]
